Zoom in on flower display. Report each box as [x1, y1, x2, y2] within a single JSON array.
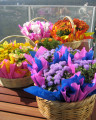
[[50, 18, 94, 43], [24, 45, 96, 102], [0, 40, 34, 79], [19, 21, 53, 42]]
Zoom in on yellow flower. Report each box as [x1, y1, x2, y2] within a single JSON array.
[[35, 40, 39, 44], [9, 53, 15, 64]]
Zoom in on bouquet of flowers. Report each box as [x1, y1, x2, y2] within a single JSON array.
[[19, 18, 53, 42], [50, 16, 94, 44], [24, 45, 96, 102], [24, 45, 96, 119]]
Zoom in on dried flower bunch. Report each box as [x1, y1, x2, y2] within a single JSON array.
[[24, 45, 96, 102]]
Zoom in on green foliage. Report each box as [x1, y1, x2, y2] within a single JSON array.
[[56, 30, 70, 36], [38, 38, 60, 50], [76, 65, 96, 83]]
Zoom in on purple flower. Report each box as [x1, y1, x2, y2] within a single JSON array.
[[44, 72, 51, 77], [87, 60, 92, 64], [51, 49, 55, 54], [54, 79, 60, 84], [56, 64, 62, 70], [59, 61, 66, 66], [46, 76, 52, 81], [84, 65, 90, 70], [63, 66, 71, 72], [74, 64, 79, 68], [74, 60, 80, 64], [54, 74, 61, 80], [50, 64, 55, 69], [93, 59, 96, 64], [49, 69, 55, 75], [56, 70, 63, 76], [48, 81, 53, 86], [41, 85, 46, 89]]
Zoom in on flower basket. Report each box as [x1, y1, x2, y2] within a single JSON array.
[[23, 45, 96, 119], [50, 16, 93, 49], [36, 95, 96, 120], [63, 16, 82, 49], [19, 17, 53, 46], [0, 35, 34, 88]]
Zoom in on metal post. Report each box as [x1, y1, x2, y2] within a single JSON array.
[[28, 6, 31, 21]]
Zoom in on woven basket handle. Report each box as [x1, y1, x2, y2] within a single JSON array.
[[0, 35, 35, 46], [63, 16, 75, 35], [30, 17, 48, 23]]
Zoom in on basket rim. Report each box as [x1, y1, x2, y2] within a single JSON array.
[[0, 76, 31, 81], [37, 94, 96, 109]]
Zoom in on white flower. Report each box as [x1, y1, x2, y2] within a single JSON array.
[[42, 22, 50, 32], [23, 22, 29, 27], [31, 24, 41, 34]]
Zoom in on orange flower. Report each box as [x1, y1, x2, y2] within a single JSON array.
[[41, 39, 45, 43], [48, 38, 52, 42], [35, 40, 39, 44]]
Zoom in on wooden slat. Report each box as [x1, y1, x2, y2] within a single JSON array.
[[0, 102, 44, 118], [0, 111, 46, 120], [0, 86, 35, 99], [0, 94, 37, 107]]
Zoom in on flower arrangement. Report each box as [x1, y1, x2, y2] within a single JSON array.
[[19, 20, 53, 42], [24, 45, 96, 102], [0, 40, 34, 79], [35, 38, 60, 50], [50, 17, 94, 44]]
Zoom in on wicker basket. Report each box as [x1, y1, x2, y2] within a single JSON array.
[[0, 35, 34, 88], [36, 94, 96, 120], [64, 40, 82, 49], [0, 76, 33, 88]]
